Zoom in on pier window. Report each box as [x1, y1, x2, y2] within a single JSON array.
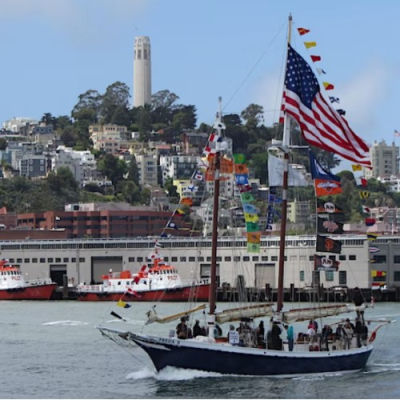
[[339, 255, 346, 261], [394, 271, 400, 281], [79, 258, 85, 262], [394, 256, 400, 264], [47, 258, 53, 263], [234, 256, 240, 262], [309, 256, 314, 261], [339, 271, 347, 285], [137, 257, 143, 262], [271, 256, 278, 261], [56, 258, 61, 263], [325, 271, 334, 281], [164, 257, 169, 262], [349, 255, 356, 261], [40, 258, 45, 263], [172, 257, 178, 262], [217, 257, 222, 262], [71, 258, 76, 262], [63, 258, 69, 263], [300, 271, 305, 281], [207, 257, 211, 262], [252, 256, 259, 262], [17, 258, 22, 263], [180, 257, 187, 262], [24, 258, 30, 263], [9, 259, 14, 263], [32, 258, 38, 263], [372, 255, 386, 264], [189, 257, 195, 262], [128, 257, 135, 262], [225, 256, 231, 262], [243, 256, 250, 262], [198, 257, 204, 262], [262, 256, 268, 261]]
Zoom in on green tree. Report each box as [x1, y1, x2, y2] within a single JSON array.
[[97, 154, 128, 185], [127, 156, 140, 185], [0, 138, 7, 150], [101, 81, 130, 124]]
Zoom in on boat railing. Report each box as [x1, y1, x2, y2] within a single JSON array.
[[77, 284, 104, 292], [26, 278, 54, 286]]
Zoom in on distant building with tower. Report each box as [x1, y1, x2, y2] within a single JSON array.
[[133, 36, 152, 108]]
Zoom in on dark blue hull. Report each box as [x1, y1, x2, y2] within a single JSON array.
[[131, 333, 373, 376]]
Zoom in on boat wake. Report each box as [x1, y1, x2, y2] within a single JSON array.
[[42, 320, 89, 326], [364, 362, 400, 374], [127, 366, 227, 381]]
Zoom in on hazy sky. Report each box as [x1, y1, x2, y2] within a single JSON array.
[[1, 0, 399, 156]]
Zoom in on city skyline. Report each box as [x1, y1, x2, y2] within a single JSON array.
[[0, 0, 399, 161]]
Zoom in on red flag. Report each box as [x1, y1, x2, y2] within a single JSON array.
[[282, 44, 371, 167], [355, 177, 367, 187], [310, 55, 321, 62], [298, 27, 310, 36]]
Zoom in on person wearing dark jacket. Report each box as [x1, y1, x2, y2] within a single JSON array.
[[271, 321, 282, 350], [193, 320, 202, 337]]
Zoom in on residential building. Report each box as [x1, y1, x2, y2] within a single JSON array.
[[135, 154, 158, 186], [365, 140, 399, 179], [89, 124, 126, 154], [2, 117, 38, 132], [19, 155, 48, 178]]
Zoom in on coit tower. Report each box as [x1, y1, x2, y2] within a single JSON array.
[[133, 36, 152, 108]]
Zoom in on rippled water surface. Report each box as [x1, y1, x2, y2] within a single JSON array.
[[1, 301, 400, 398]]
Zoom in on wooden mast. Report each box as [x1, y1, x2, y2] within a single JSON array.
[[276, 14, 292, 314], [209, 97, 223, 320]]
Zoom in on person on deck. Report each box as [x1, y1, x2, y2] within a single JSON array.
[[193, 320, 202, 338], [321, 324, 333, 351], [256, 321, 265, 347], [176, 317, 188, 339], [343, 321, 353, 350], [335, 323, 345, 350], [284, 324, 294, 351], [271, 321, 282, 350], [353, 318, 365, 348]]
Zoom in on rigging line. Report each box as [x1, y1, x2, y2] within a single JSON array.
[[222, 20, 287, 114]]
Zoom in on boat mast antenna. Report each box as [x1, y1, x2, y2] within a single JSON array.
[[208, 97, 223, 335], [277, 14, 292, 314]]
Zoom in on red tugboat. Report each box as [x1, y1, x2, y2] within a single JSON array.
[[76, 252, 210, 302], [0, 260, 57, 300]]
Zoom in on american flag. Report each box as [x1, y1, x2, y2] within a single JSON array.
[[282, 44, 371, 167]]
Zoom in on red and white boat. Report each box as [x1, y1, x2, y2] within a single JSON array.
[[0, 260, 57, 300], [76, 252, 210, 302]]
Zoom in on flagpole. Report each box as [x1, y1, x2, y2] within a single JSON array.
[[277, 14, 292, 314]]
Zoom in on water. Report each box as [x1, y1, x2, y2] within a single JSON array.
[[1, 301, 400, 399]]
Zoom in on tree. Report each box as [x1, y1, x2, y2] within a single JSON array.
[[127, 156, 140, 186], [171, 105, 197, 131], [97, 154, 128, 185], [101, 81, 130, 123], [240, 104, 264, 126], [164, 177, 179, 203], [71, 89, 102, 122], [0, 138, 7, 150]]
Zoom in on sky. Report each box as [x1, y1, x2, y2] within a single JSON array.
[[1, 0, 399, 170]]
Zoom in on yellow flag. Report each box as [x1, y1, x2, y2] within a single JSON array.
[[359, 191, 370, 199], [244, 213, 259, 223], [247, 231, 261, 244], [352, 164, 362, 171], [304, 41, 317, 49]]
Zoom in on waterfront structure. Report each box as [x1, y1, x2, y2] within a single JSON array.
[[0, 234, 391, 292], [133, 36, 151, 108], [16, 202, 191, 239], [365, 140, 399, 179]]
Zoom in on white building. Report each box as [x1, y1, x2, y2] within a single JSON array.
[[52, 146, 98, 187], [365, 140, 399, 179], [2, 117, 38, 132], [133, 36, 152, 108], [135, 154, 158, 186]]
